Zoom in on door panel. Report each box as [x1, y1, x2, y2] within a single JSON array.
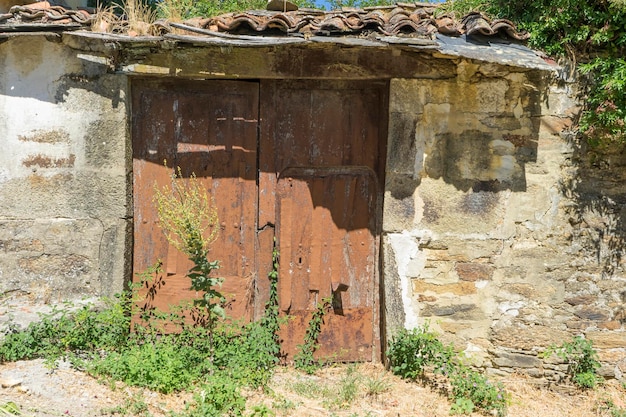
[[277, 168, 378, 361], [132, 79, 259, 323], [260, 80, 388, 361]]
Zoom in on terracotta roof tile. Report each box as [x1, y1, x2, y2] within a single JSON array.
[[0, 1, 92, 28], [194, 7, 528, 40], [0, 1, 528, 42]]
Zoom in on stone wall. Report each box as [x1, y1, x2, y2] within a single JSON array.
[[383, 60, 626, 381], [0, 35, 130, 303], [1, 33, 623, 380]]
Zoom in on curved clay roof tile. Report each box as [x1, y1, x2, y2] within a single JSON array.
[[316, 15, 349, 33], [433, 13, 459, 35], [462, 12, 494, 36], [492, 18, 529, 40], [361, 10, 386, 27]]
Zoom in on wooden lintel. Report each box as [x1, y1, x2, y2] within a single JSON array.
[[117, 42, 457, 80]]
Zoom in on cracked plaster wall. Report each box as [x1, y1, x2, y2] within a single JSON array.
[[383, 60, 626, 382], [0, 35, 129, 303]]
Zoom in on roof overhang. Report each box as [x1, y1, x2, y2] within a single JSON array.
[[1, 29, 556, 80]]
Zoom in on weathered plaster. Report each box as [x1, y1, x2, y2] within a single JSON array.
[[0, 35, 129, 301]]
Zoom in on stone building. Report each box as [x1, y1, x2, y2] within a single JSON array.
[[0, 2, 624, 380]]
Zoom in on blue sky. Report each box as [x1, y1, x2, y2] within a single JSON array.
[[312, 0, 444, 10]]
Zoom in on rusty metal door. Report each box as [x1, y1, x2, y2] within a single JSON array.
[[260, 80, 388, 361], [132, 79, 259, 322], [132, 78, 387, 361]]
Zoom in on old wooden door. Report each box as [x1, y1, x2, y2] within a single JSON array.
[[260, 80, 388, 361], [132, 78, 387, 361], [132, 79, 259, 322]]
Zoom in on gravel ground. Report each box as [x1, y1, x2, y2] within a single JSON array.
[[1, 359, 626, 417], [0, 291, 625, 417]]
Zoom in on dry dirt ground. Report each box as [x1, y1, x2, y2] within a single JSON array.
[[0, 359, 625, 417]]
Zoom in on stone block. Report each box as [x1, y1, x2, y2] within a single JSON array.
[[455, 262, 494, 282], [412, 280, 476, 296], [598, 349, 626, 364], [565, 295, 596, 306], [421, 303, 483, 320], [600, 321, 622, 330], [575, 307, 610, 322], [586, 332, 626, 349], [492, 351, 541, 368], [492, 326, 571, 350]]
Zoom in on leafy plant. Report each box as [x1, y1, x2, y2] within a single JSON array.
[[450, 397, 474, 415], [248, 404, 274, 417], [0, 402, 22, 416], [448, 365, 508, 416], [542, 335, 601, 389], [153, 165, 222, 364], [386, 325, 454, 380], [598, 397, 626, 417], [387, 324, 507, 416], [293, 296, 333, 374], [175, 376, 246, 417], [87, 337, 199, 393], [0, 294, 132, 364]]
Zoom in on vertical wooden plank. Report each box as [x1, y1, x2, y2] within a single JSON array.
[[132, 79, 260, 325], [259, 80, 389, 362], [308, 178, 325, 293], [278, 193, 293, 312]]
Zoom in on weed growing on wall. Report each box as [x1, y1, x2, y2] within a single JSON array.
[[294, 296, 334, 374], [387, 324, 508, 416], [153, 165, 223, 362], [542, 335, 601, 389]]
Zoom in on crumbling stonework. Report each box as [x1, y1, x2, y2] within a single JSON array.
[[383, 60, 626, 382]]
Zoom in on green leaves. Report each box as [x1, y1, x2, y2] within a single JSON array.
[[0, 295, 132, 364], [542, 336, 601, 389], [387, 325, 507, 416], [294, 296, 334, 374], [386, 325, 453, 380]]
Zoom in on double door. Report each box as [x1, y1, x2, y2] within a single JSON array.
[[132, 79, 387, 361]]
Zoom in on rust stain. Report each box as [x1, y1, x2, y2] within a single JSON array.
[[28, 173, 73, 188], [22, 154, 76, 168], [18, 129, 70, 144]]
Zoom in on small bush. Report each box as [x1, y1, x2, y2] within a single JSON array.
[[542, 335, 601, 389], [387, 325, 508, 416], [175, 376, 246, 417], [0, 294, 131, 364], [449, 365, 508, 416], [386, 325, 453, 380], [88, 338, 199, 394]]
